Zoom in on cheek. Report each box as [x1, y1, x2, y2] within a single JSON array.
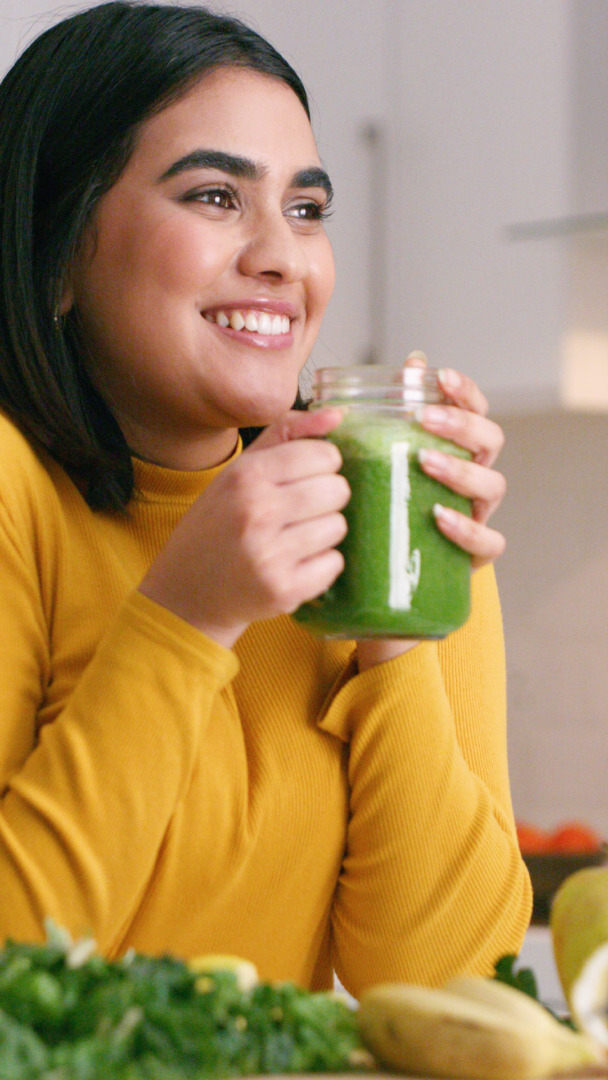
[[309, 238, 336, 313], [149, 218, 232, 296], [79, 211, 232, 311]]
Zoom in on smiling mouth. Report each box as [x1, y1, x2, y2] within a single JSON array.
[[203, 308, 291, 336]]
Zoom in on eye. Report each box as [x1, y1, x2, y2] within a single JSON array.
[[182, 185, 238, 211], [285, 199, 332, 224]]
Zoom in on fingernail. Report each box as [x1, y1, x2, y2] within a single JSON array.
[[438, 367, 461, 392], [321, 405, 348, 420], [418, 448, 444, 470], [406, 349, 428, 364], [433, 503, 458, 525]]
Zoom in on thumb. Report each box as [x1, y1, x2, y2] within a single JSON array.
[[404, 349, 428, 369], [245, 407, 344, 452]]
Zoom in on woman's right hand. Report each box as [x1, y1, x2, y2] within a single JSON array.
[[138, 409, 350, 648]]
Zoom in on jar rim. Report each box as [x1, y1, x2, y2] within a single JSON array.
[[313, 364, 440, 388], [309, 365, 446, 405]]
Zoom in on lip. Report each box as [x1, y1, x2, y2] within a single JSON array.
[[202, 298, 300, 320], [201, 300, 298, 349], [201, 297, 300, 350]]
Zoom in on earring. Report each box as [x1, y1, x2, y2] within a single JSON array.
[[53, 308, 62, 330]]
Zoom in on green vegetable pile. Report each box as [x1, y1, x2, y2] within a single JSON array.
[[493, 953, 575, 1029], [0, 926, 367, 1079], [493, 954, 539, 1000]]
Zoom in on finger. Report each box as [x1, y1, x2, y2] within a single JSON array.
[[404, 349, 428, 369], [432, 504, 506, 569], [237, 435, 343, 489], [280, 472, 351, 523], [418, 449, 506, 522], [249, 406, 344, 451], [287, 548, 346, 609], [437, 368, 489, 416], [416, 405, 504, 467], [282, 510, 349, 560]]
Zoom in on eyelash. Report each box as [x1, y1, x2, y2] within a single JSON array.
[[184, 185, 238, 210], [182, 185, 333, 222], [287, 201, 333, 223]]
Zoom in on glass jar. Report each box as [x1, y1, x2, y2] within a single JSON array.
[[293, 365, 472, 639]]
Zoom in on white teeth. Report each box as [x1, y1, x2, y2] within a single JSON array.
[[210, 309, 291, 336]]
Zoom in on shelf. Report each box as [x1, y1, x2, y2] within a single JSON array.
[[505, 210, 608, 241]]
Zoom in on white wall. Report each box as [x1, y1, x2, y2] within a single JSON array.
[[384, 0, 572, 407], [494, 408, 608, 832]]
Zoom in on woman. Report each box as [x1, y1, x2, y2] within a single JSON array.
[[0, 1, 531, 996]]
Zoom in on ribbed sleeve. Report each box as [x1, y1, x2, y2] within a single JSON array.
[[0, 588, 237, 950], [319, 567, 532, 995]]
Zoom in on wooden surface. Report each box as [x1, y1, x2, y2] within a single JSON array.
[[251, 1073, 608, 1079]]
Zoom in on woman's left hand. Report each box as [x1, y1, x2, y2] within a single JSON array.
[[357, 359, 506, 672], [416, 366, 506, 570]]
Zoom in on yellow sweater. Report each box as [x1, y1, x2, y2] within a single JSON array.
[[0, 412, 531, 996]]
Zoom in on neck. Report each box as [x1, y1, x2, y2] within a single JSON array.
[[127, 428, 240, 471]]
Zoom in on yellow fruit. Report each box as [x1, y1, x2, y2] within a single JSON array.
[[550, 866, 608, 1001], [188, 954, 259, 992], [444, 975, 563, 1032], [550, 866, 608, 1048], [357, 981, 602, 1080]]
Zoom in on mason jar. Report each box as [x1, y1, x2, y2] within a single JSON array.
[[293, 365, 472, 639]]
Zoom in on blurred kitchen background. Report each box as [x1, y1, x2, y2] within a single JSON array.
[[2, 0, 607, 838]]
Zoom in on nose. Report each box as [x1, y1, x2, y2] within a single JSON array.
[[236, 210, 308, 284]]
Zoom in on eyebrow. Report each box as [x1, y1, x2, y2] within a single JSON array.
[[159, 149, 334, 200]]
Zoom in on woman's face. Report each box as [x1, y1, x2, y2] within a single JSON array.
[[68, 67, 335, 469]]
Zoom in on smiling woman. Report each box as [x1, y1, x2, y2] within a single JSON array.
[[0, 0, 531, 1000], [66, 66, 336, 470]]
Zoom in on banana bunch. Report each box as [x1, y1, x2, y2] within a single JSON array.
[[358, 974, 606, 1080]]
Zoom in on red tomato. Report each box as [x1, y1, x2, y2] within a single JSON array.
[[516, 821, 553, 854], [550, 821, 604, 853]]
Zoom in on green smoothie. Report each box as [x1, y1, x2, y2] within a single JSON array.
[[294, 414, 472, 639]]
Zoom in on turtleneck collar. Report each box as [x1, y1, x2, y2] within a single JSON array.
[[131, 437, 242, 506]]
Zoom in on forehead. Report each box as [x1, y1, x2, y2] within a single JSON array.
[[130, 67, 321, 176]]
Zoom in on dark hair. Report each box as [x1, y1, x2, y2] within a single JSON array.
[[0, 1, 310, 511]]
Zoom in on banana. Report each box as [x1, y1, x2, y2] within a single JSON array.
[[444, 974, 562, 1031], [357, 981, 604, 1080]]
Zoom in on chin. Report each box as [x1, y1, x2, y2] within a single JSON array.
[[233, 387, 303, 428]]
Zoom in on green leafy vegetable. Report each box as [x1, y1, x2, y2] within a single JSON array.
[[0, 927, 368, 1079], [493, 954, 539, 1000], [493, 953, 575, 1030]]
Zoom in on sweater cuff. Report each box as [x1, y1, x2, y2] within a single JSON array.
[[119, 590, 240, 688], [316, 641, 445, 743]]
